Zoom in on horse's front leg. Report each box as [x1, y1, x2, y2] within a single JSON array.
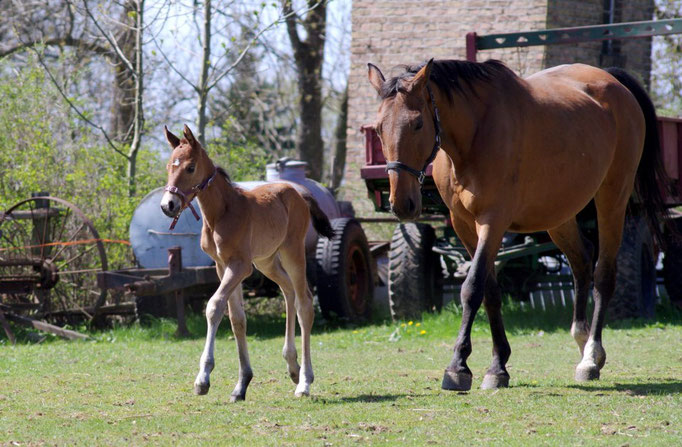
[[442, 222, 505, 391], [226, 284, 253, 401], [194, 261, 251, 396]]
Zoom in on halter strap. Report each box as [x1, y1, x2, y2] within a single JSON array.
[[385, 83, 442, 185], [164, 167, 217, 230]]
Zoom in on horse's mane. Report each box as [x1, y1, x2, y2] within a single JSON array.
[[380, 59, 515, 103], [216, 166, 231, 183]]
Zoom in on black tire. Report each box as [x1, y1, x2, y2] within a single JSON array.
[[610, 215, 656, 319], [388, 223, 443, 321], [315, 218, 373, 321], [663, 217, 682, 306]]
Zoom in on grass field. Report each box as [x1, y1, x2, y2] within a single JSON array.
[[1, 300, 681, 446]]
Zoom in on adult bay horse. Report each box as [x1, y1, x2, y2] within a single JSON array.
[[160, 125, 334, 400], [368, 59, 668, 390]]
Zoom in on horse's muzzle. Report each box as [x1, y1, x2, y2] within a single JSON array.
[[160, 192, 181, 218], [390, 197, 420, 221]]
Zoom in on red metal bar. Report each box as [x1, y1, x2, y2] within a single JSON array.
[[465, 32, 478, 62]]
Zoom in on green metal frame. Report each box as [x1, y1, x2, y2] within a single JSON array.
[[466, 18, 682, 61]]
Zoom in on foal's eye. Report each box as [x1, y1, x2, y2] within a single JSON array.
[[186, 164, 195, 174], [415, 118, 423, 130]]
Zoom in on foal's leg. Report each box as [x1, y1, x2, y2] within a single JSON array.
[[575, 199, 627, 381], [226, 285, 253, 401], [443, 222, 506, 391], [547, 219, 594, 355], [256, 256, 301, 384], [194, 261, 251, 396], [281, 245, 315, 397], [451, 215, 511, 390]]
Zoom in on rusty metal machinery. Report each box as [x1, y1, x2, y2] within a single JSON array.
[[0, 196, 110, 323]]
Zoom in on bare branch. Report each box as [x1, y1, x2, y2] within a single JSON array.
[[0, 36, 111, 59], [26, 45, 129, 160]]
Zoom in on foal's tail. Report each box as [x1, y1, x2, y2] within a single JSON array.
[[606, 67, 670, 247], [303, 194, 335, 239]]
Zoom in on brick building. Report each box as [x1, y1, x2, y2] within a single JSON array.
[[343, 0, 654, 211]]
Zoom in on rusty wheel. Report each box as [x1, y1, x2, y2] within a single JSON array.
[[0, 196, 108, 323]]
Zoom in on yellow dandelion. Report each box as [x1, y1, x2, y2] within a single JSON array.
[[353, 330, 359, 334], [416, 322, 421, 327], [401, 323, 406, 328], [420, 330, 426, 335], [408, 321, 414, 326]]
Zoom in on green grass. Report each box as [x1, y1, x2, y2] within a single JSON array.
[[1, 301, 681, 446]]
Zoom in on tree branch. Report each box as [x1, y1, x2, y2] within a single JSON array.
[[0, 36, 111, 59]]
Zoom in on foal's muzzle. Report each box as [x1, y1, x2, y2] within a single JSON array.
[[160, 191, 181, 218]]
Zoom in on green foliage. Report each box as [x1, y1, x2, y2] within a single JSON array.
[[206, 118, 272, 181], [0, 59, 165, 269]]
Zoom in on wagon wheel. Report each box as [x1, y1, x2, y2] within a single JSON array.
[[0, 197, 108, 323]]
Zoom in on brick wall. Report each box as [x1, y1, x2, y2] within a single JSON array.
[[344, 0, 654, 213]]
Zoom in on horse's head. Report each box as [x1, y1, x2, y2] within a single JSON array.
[[368, 59, 437, 221], [160, 125, 214, 219]]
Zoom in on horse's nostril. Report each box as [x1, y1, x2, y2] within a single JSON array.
[[168, 201, 175, 211], [407, 198, 416, 214]]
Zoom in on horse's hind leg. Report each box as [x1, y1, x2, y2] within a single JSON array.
[[576, 196, 629, 381], [226, 285, 253, 401], [280, 244, 315, 397], [256, 256, 301, 384], [547, 218, 594, 355]]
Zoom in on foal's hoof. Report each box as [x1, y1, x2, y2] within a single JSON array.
[[481, 373, 510, 390], [194, 382, 210, 395], [289, 370, 300, 385], [294, 383, 310, 397], [441, 369, 473, 391], [575, 363, 600, 382]]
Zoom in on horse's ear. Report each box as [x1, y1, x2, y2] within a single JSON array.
[[164, 125, 180, 149], [407, 58, 434, 94], [368, 63, 385, 95], [183, 124, 198, 148]]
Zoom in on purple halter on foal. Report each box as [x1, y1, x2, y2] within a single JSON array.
[[164, 167, 218, 230]]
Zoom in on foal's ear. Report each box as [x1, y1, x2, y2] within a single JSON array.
[[407, 58, 434, 94], [164, 125, 181, 149], [368, 63, 385, 95], [183, 124, 198, 148]]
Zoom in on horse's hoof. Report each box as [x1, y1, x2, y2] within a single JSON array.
[[230, 393, 246, 402], [441, 369, 473, 391], [481, 373, 510, 390], [575, 363, 600, 382], [289, 370, 300, 385], [194, 382, 210, 395], [294, 384, 310, 397]]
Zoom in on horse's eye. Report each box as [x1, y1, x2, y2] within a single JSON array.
[[415, 118, 423, 130], [186, 164, 195, 174]]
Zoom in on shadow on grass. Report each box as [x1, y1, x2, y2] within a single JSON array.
[[316, 392, 431, 405], [568, 379, 682, 395]]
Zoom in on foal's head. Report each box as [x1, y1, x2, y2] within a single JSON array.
[[160, 125, 214, 218], [368, 59, 437, 220]]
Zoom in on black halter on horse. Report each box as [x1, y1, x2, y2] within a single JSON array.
[[384, 84, 442, 185], [164, 167, 217, 230]]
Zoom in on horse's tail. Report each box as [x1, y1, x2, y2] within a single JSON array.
[[303, 194, 335, 239], [606, 67, 669, 247]]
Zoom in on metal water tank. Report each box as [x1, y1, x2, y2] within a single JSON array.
[[129, 187, 212, 269]]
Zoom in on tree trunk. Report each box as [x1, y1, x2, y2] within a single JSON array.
[[331, 85, 348, 191], [196, 0, 211, 147], [283, 0, 327, 181], [126, 0, 144, 197], [110, 1, 137, 145]]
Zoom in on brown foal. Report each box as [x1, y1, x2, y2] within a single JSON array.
[[368, 59, 668, 390], [160, 125, 333, 400]]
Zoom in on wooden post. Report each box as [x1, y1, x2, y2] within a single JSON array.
[[0, 308, 16, 345], [168, 247, 190, 337], [5, 312, 89, 341]]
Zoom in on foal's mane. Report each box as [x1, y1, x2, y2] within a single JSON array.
[[380, 59, 515, 103]]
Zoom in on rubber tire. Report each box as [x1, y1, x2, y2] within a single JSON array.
[[663, 217, 682, 306], [388, 223, 443, 321], [610, 215, 656, 319], [315, 218, 373, 322]]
